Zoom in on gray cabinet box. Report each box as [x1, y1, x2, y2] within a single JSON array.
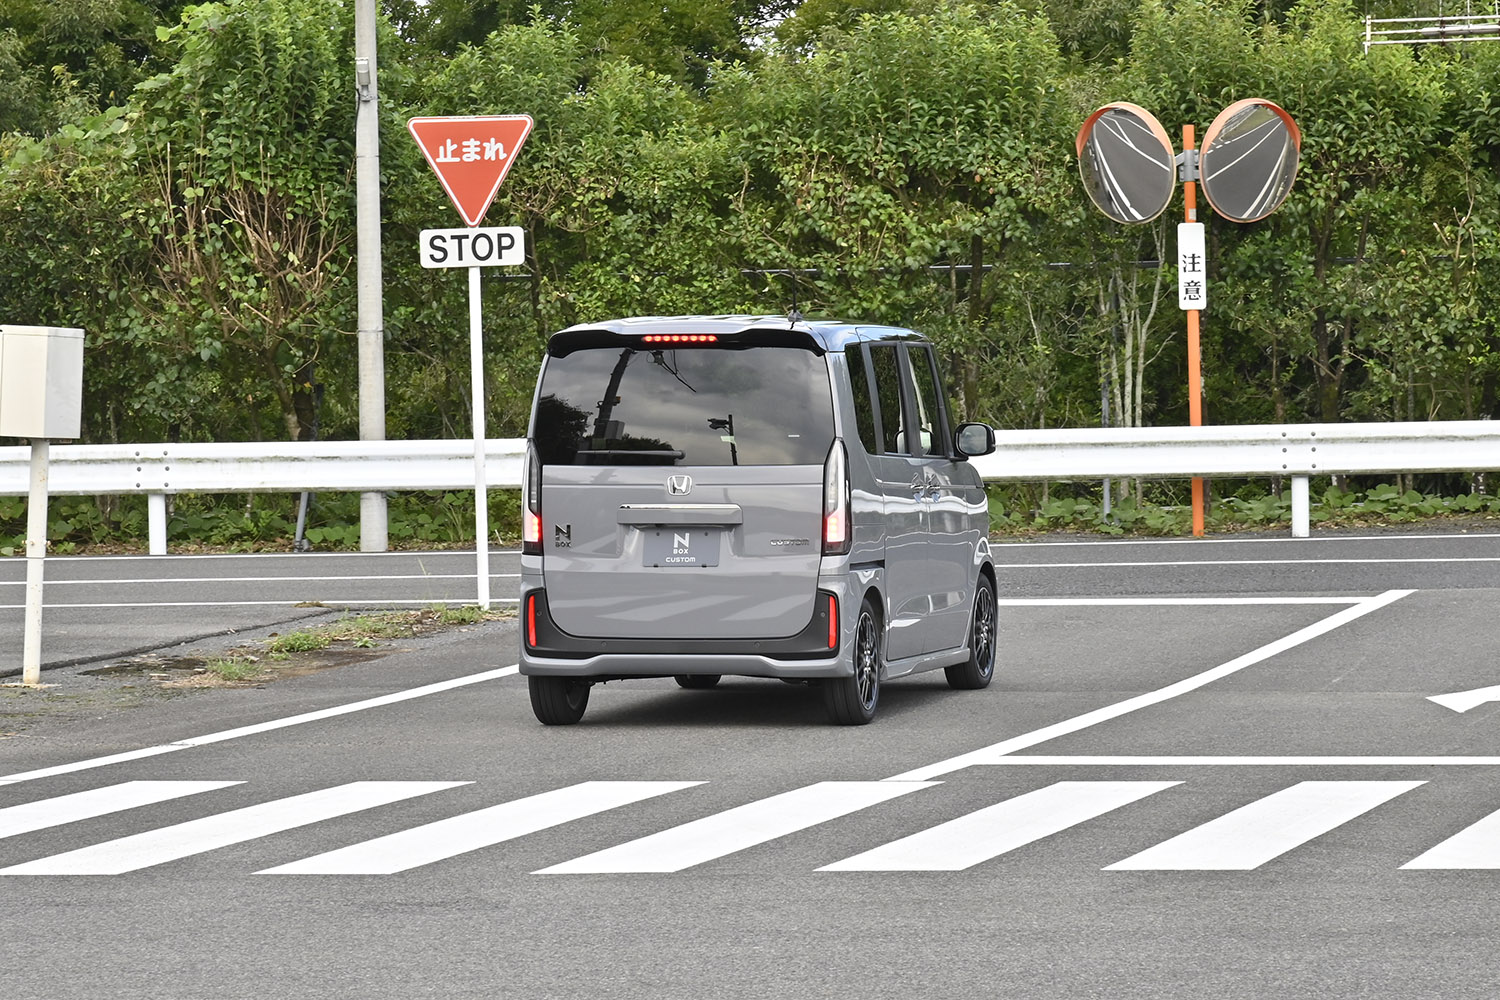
[[0, 325, 84, 439]]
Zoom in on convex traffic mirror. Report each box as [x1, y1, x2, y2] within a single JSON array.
[[1074, 103, 1177, 224], [1197, 99, 1302, 223]]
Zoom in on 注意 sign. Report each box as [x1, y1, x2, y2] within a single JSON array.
[[407, 115, 534, 226]]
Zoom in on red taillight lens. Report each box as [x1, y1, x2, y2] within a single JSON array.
[[642, 334, 718, 343], [822, 440, 850, 555], [523, 444, 542, 556], [827, 594, 838, 649], [526, 593, 537, 648]]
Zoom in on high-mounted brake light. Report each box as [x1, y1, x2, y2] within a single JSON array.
[[641, 334, 718, 343], [823, 440, 850, 555], [523, 444, 542, 556]]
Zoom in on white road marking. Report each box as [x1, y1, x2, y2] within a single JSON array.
[[535, 781, 937, 874], [993, 533, 1500, 548], [993, 557, 1500, 569], [971, 756, 1500, 766], [0, 781, 242, 839], [995, 597, 1365, 606], [0, 599, 520, 610], [1103, 780, 1424, 870], [0, 574, 519, 587], [0, 550, 523, 563], [0, 781, 467, 875], [258, 781, 703, 875], [1427, 684, 1500, 713], [885, 590, 1414, 782], [0, 666, 520, 786], [819, 781, 1179, 872], [1401, 808, 1500, 869]]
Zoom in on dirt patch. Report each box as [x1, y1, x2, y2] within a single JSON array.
[[1, 607, 515, 738]]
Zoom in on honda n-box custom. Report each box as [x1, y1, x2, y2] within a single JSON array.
[[519, 316, 997, 725]]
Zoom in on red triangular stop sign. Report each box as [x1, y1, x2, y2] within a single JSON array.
[[408, 115, 534, 227]]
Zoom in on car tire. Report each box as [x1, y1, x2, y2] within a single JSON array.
[[945, 575, 996, 690], [674, 674, 721, 689], [823, 597, 881, 725], [529, 675, 591, 725]]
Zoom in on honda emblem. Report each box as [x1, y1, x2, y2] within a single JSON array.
[[667, 475, 693, 496]]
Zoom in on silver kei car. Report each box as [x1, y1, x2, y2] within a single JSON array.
[[518, 315, 997, 725]]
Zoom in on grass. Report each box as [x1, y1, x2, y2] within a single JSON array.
[[202, 656, 264, 682]]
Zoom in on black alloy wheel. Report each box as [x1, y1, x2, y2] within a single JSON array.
[[824, 598, 881, 725], [945, 575, 996, 690]]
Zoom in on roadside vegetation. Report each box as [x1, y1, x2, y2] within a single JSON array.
[[1, 0, 1497, 542]]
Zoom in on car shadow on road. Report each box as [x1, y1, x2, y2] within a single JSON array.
[[572, 675, 959, 728]]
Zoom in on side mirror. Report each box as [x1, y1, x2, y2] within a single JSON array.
[[954, 422, 995, 459]]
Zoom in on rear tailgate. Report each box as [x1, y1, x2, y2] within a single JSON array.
[[541, 464, 824, 640]]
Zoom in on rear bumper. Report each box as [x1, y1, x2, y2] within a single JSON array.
[[519, 587, 851, 680]]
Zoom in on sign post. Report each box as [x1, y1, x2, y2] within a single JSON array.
[[1180, 125, 1206, 538], [408, 115, 534, 609]]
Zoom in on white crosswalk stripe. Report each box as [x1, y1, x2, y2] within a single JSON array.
[[0, 777, 1486, 875], [258, 781, 702, 875], [820, 781, 1180, 872], [1104, 780, 1425, 871], [1401, 807, 1500, 869], [0, 781, 466, 875], [535, 781, 938, 874], [0, 781, 242, 840]]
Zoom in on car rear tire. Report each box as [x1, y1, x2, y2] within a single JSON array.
[[945, 575, 996, 690], [529, 675, 591, 725], [674, 674, 721, 689], [823, 598, 881, 725]]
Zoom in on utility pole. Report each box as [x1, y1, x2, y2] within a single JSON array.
[[355, 0, 388, 550]]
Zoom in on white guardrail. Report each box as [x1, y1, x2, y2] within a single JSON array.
[[0, 421, 1497, 553]]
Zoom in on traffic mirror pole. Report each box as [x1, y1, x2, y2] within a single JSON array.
[[1183, 124, 1205, 538]]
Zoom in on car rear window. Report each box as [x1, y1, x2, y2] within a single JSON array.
[[533, 346, 834, 466]]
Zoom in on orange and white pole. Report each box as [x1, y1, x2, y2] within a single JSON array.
[[1182, 125, 1205, 538]]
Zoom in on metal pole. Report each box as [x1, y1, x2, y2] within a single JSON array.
[[355, 0, 388, 551], [1101, 372, 1111, 519], [469, 265, 491, 610], [22, 439, 49, 686], [1183, 124, 1206, 538], [1291, 475, 1310, 538]]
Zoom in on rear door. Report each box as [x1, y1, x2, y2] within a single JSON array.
[[862, 342, 934, 662], [905, 343, 977, 652], [532, 340, 833, 640]]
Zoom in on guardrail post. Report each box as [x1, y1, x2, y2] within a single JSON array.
[[148, 493, 167, 555], [1291, 475, 1310, 538]]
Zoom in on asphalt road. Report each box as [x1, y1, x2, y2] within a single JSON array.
[[3, 529, 1500, 999]]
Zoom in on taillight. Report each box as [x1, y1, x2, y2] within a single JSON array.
[[827, 594, 838, 649], [526, 592, 538, 648], [822, 440, 850, 555], [523, 443, 542, 555]]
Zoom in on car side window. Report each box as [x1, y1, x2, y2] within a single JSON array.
[[845, 346, 879, 455], [867, 344, 908, 455], [906, 345, 949, 457]]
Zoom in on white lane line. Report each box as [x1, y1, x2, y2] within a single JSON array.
[[885, 590, 1414, 782], [996, 597, 1364, 606], [1402, 809, 1500, 869], [994, 558, 1500, 568], [819, 781, 1179, 872], [0, 574, 521, 587], [994, 533, 1500, 548], [535, 781, 938, 874], [0, 781, 242, 839], [0, 599, 520, 610], [260, 781, 703, 875], [972, 756, 1500, 766], [0, 781, 467, 875], [0, 550, 524, 562], [0, 666, 520, 786], [1104, 780, 1424, 870]]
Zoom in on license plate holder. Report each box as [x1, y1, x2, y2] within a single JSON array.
[[643, 528, 720, 568]]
